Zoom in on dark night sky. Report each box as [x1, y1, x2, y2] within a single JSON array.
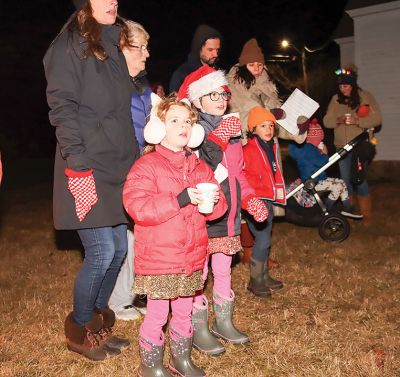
[[0, 0, 347, 160]]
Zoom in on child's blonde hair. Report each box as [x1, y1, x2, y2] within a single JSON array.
[[157, 95, 198, 124], [143, 95, 198, 154]]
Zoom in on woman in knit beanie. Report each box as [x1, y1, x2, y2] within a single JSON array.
[[323, 65, 382, 225], [227, 38, 309, 223], [227, 38, 309, 140], [227, 39, 281, 132]]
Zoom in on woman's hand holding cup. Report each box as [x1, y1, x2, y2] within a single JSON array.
[[344, 113, 359, 126]]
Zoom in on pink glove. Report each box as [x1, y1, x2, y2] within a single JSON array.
[[65, 168, 98, 222], [207, 116, 242, 150], [242, 196, 269, 222]]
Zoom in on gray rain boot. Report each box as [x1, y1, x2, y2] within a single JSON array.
[[192, 295, 225, 356], [168, 327, 206, 377], [264, 263, 284, 290], [247, 258, 272, 298], [138, 334, 172, 377], [211, 290, 249, 344]]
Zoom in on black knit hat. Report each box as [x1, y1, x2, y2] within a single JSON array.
[[336, 68, 358, 86]]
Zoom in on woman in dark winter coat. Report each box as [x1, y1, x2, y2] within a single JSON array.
[[43, 0, 139, 360]]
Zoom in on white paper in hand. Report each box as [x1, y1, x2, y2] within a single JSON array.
[[277, 88, 319, 135]]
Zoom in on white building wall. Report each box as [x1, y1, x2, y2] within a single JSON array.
[[347, 1, 400, 160], [335, 36, 355, 67]]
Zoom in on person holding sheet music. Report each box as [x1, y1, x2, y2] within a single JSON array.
[[227, 38, 310, 143]]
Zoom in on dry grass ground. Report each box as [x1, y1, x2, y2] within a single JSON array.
[[0, 181, 399, 377]]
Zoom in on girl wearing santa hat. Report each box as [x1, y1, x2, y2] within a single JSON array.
[[123, 95, 227, 377], [177, 66, 269, 355]]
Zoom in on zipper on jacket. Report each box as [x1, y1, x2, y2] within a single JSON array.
[[255, 141, 276, 198]]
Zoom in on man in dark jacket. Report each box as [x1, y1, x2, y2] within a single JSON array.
[[169, 24, 222, 93]]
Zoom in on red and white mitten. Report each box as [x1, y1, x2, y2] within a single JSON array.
[[207, 116, 242, 150], [65, 168, 98, 222], [243, 196, 268, 222]]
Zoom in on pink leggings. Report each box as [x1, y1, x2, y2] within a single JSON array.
[[140, 296, 194, 345], [194, 252, 232, 307]]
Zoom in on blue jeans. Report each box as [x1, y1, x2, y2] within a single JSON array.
[[338, 151, 369, 197], [246, 201, 273, 263], [73, 224, 128, 325]]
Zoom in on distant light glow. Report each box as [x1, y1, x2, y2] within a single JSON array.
[[281, 40, 289, 48]]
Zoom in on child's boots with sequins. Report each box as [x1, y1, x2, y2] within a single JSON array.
[[211, 290, 249, 344], [168, 327, 206, 377], [138, 334, 172, 377], [192, 295, 225, 356]]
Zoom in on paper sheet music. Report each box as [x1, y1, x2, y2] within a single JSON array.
[[277, 88, 319, 135]]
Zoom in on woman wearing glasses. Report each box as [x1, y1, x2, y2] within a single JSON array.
[[177, 66, 269, 355], [121, 21, 151, 153], [108, 21, 151, 321]]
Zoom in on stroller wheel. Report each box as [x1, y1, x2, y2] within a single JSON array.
[[318, 213, 350, 242]]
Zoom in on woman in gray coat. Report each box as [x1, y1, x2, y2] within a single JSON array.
[[44, 0, 139, 360]]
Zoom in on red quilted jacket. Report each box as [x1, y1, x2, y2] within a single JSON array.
[[243, 137, 286, 204], [123, 145, 227, 276]]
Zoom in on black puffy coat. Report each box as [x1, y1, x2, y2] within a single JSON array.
[[44, 20, 139, 230]]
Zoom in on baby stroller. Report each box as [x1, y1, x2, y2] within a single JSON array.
[[284, 133, 368, 243]]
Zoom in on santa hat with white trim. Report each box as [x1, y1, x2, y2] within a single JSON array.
[[177, 66, 228, 102], [144, 93, 205, 148]]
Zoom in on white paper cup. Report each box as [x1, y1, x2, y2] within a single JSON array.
[[196, 183, 218, 214]]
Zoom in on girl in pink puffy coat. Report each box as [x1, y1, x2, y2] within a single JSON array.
[[123, 96, 227, 377]]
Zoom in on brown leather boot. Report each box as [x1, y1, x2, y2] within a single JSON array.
[[358, 195, 372, 226], [64, 312, 118, 360], [95, 307, 130, 350]]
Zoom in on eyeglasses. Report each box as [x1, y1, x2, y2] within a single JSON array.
[[131, 44, 150, 53], [205, 91, 232, 101]]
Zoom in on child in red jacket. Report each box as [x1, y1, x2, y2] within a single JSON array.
[[243, 107, 286, 298], [123, 96, 227, 377]]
